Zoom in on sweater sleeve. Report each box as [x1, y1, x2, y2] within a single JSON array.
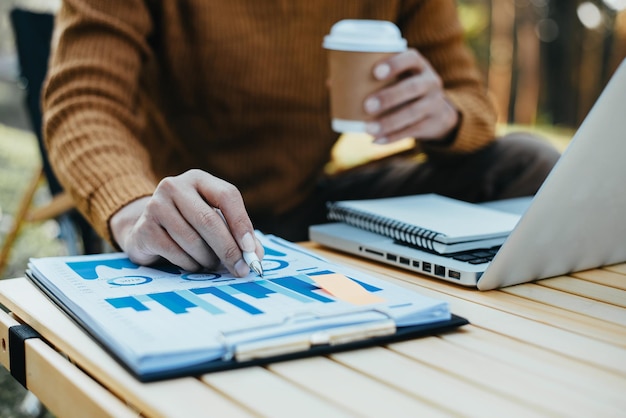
[[398, 0, 497, 154], [43, 0, 158, 244]]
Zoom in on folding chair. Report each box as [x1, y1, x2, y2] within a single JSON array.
[[0, 8, 102, 276]]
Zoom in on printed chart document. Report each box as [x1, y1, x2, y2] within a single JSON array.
[[27, 233, 466, 381]]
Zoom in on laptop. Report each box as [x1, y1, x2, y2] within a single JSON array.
[[310, 58, 626, 290]]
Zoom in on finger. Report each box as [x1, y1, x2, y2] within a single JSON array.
[[149, 178, 224, 268], [173, 189, 245, 276], [171, 171, 253, 276], [373, 48, 428, 81], [151, 230, 210, 272], [159, 211, 220, 270], [125, 217, 206, 272], [193, 173, 258, 254], [365, 73, 440, 117], [378, 98, 458, 143], [375, 99, 430, 140], [365, 75, 426, 117], [254, 235, 265, 260]]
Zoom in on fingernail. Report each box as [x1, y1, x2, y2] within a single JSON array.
[[241, 232, 255, 252], [235, 259, 250, 277], [366, 122, 380, 135], [364, 97, 380, 114], [374, 63, 391, 80], [373, 137, 389, 145]]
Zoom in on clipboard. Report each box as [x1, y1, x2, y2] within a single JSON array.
[[25, 234, 469, 382], [149, 315, 468, 381], [25, 270, 468, 381]]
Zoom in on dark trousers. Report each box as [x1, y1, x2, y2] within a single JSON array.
[[255, 133, 562, 242]]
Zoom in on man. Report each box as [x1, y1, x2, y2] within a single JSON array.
[[43, 0, 560, 278]]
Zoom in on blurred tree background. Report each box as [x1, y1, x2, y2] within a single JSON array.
[[329, 0, 625, 172], [457, 0, 626, 129]]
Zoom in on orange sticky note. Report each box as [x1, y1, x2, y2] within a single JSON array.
[[310, 273, 386, 306]]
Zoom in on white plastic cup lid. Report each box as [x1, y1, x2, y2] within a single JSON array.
[[323, 19, 407, 52]]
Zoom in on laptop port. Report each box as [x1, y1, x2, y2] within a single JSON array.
[[386, 253, 397, 262], [423, 262, 432, 273], [412, 260, 420, 268], [448, 270, 461, 280], [399, 257, 410, 265], [364, 248, 384, 257], [435, 265, 445, 277]]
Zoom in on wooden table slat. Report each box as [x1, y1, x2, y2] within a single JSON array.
[[390, 335, 624, 416], [503, 282, 626, 327], [0, 309, 19, 373], [268, 355, 449, 418], [25, 339, 139, 418], [573, 268, 626, 290], [431, 288, 626, 375], [441, 326, 626, 408], [486, 285, 626, 344], [538, 276, 626, 307], [201, 366, 353, 418], [331, 346, 543, 417], [1, 310, 137, 418], [604, 263, 626, 276]]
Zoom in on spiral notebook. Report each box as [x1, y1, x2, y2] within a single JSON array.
[[327, 194, 520, 254]]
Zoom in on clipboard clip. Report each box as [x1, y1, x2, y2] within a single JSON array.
[[229, 317, 396, 362]]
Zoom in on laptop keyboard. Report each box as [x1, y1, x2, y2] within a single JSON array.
[[395, 241, 501, 264], [448, 247, 500, 264]]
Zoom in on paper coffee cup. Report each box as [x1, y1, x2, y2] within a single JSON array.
[[323, 20, 407, 133]]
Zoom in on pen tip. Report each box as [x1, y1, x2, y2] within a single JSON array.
[[250, 260, 263, 277]]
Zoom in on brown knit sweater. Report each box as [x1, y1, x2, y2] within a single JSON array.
[[43, 0, 496, 244]]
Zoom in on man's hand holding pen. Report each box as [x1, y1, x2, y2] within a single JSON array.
[[110, 169, 264, 277]]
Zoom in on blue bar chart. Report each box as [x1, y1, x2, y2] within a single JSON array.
[[67, 257, 181, 280], [104, 274, 358, 316], [70, 244, 385, 319]]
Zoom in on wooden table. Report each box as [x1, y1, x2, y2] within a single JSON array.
[[1, 243, 625, 417]]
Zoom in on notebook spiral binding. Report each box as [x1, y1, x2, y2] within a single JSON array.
[[327, 205, 443, 252]]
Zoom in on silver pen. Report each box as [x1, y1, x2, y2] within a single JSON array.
[[214, 208, 263, 277], [243, 251, 264, 277]]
